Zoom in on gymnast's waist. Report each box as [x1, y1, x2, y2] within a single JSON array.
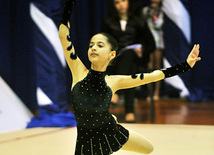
[[76, 116, 117, 133]]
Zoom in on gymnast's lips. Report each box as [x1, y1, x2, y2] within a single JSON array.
[[90, 53, 98, 57]]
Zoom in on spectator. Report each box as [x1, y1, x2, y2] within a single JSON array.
[[142, 0, 164, 100], [101, 0, 155, 122]]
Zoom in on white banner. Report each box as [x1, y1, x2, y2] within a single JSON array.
[[0, 77, 33, 134]]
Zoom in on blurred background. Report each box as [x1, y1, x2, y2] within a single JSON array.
[[0, 0, 214, 134]]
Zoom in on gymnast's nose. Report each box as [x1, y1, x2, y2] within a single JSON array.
[[92, 45, 97, 51]]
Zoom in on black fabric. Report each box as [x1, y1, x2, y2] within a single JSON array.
[[61, 0, 77, 27], [101, 15, 155, 57], [161, 61, 191, 78], [71, 69, 129, 154], [61, 0, 78, 59], [71, 69, 112, 128], [75, 118, 129, 155]]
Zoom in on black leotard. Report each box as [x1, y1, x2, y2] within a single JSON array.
[[71, 69, 129, 155]]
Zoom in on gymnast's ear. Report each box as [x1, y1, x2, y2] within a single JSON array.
[[109, 50, 116, 60]]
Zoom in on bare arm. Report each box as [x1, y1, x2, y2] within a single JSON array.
[[59, 24, 88, 88], [59, 0, 88, 88], [107, 71, 164, 93], [107, 44, 201, 93]]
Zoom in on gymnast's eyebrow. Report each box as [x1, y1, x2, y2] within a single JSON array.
[[90, 41, 105, 44]]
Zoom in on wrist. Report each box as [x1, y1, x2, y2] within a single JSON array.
[[161, 61, 191, 78], [186, 59, 193, 68]]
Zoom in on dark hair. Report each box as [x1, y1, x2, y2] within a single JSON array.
[[149, 0, 163, 9], [99, 32, 118, 51], [108, 0, 133, 19]]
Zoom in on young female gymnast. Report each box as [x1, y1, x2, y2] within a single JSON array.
[[59, 0, 201, 154]]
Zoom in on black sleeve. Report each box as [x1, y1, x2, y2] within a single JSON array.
[[161, 61, 191, 78], [61, 0, 78, 27]]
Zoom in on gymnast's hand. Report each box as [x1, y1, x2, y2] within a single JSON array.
[[186, 44, 201, 68]]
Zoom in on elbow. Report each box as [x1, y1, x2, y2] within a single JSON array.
[[58, 30, 64, 40], [58, 24, 68, 39], [58, 30, 65, 40]]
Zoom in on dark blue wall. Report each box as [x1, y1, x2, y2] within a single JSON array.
[[0, 0, 213, 112]]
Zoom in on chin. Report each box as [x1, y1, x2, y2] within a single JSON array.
[[89, 58, 100, 64]]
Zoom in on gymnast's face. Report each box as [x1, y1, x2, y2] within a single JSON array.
[[88, 34, 116, 65], [114, 0, 129, 15]]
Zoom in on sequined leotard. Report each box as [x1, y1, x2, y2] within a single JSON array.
[[71, 69, 129, 155]]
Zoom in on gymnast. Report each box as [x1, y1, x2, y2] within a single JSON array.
[[58, 0, 201, 154]]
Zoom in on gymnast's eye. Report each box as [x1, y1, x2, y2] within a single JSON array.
[[98, 45, 103, 48]]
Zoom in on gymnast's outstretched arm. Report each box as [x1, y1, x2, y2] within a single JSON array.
[[108, 44, 201, 92], [58, 0, 88, 88]]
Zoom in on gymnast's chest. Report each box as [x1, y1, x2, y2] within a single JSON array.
[[71, 79, 112, 111]]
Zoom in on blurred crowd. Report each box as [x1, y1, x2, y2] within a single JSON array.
[[100, 0, 164, 122]]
